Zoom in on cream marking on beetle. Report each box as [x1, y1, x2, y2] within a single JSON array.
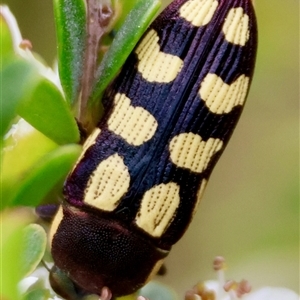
[[49, 206, 63, 245], [179, 0, 219, 27], [192, 179, 207, 217], [222, 7, 250, 46], [73, 128, 101, 169], [84, 153, 130, 211], [199, 73, 249, 114], [145, 259, 165, 283], [107, 93, 158, 146], [169, 133, 223, 173], [135, 182, 180, 237], [82, 128, 101, 152], [135, 29, 183, 83]]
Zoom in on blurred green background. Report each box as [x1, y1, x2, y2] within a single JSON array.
[[3, 0, 299, 297]]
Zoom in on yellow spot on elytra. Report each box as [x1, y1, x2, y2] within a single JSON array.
[[169, 133, 223, 173], [199, 73, 249, 114], [107, 93, 158, 146], [135, 182, 180, 237], [84, 153, 130, 211], [73, 128, 101, 169], [179, 0, 218, 27], [49, 206, 63, 246], [135, 29, 183, 83], [222, 7, 250, 46]]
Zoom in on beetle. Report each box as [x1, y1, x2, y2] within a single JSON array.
[[49, 0, 257, 298]]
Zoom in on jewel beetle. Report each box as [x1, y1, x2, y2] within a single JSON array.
[[49, 0, 257, 298]]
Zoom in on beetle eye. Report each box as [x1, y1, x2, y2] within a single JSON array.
[[35, 204, 59, 223], [49, 265, 83, 300]]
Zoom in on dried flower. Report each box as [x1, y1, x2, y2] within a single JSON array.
[[185, 257, 299, 300]]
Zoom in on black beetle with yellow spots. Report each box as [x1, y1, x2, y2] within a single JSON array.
[[49, 0, 257, 298]]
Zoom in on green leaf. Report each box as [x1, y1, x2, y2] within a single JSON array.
[[117, 294, 137, 300], [1, 124, 58, 209], [1, 58, 80, 147], [110, 0, 141, 31], [0, 59, 35, 142], [21, 224, 47, 277], [0, 10, 14, 57], [1, 210, 32, 300], [23, 289, 51, 300], [11, 144, 82, 207], [17, 76, 80, 145], [54, 0, 86, 105], [91, 0, 161, 102]]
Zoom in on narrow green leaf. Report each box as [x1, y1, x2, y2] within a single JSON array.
[[1, 124, 58, 209], [54, 0, 86, 105], [17, 77, 80, 145], [91, 0, 161, 102], [0, 59, 35, 141], [11, 144, 82, 207], [110, 0, 140, 31], [21, 224, 47, 277], [0, 11, 14, 57]]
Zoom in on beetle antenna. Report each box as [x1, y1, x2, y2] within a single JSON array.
[[41, 260, 51, 272]]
